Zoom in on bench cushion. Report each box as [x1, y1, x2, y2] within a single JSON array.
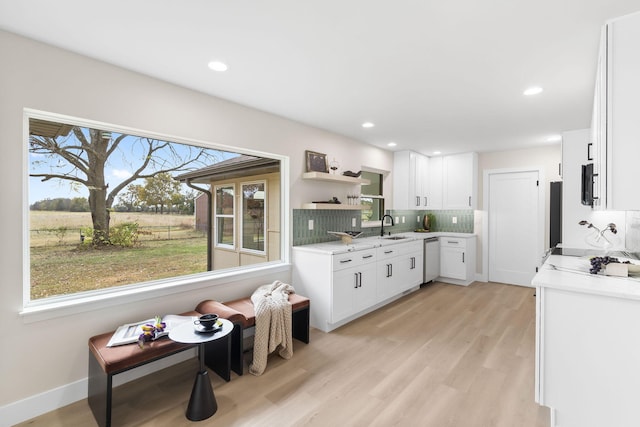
[[88, 310, 200, 375], [197, 294, 310, 328]]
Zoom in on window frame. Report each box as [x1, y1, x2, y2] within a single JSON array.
[[22, 108, 290, 319], [214, 184, 236, 249], [240, 180, 267, 255], [360, 170, 386, 228]]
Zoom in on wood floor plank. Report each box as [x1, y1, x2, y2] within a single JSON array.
[[16, 281, 549, 427]]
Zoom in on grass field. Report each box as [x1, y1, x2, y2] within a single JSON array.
[[29, 211, 208, 300]]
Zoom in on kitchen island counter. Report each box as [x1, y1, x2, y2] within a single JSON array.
[[533, 253, 640, 427]]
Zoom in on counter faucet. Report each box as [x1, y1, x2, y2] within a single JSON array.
[[380, 214, 395, 236]]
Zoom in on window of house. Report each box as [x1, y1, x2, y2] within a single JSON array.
[[215, 185, 235, 248], [360, 170, 385, 227], [241, 181, 266, 253], [26, 111, 285, 306]]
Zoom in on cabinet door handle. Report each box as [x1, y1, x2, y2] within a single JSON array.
[[416, 196, 420, 206], [363, 254, 373, 259], [358, 272, 362, 288], [354, 273, 359, 288], [387, 264, 392, 277], [411, 256, 415, 269], [424, 197, 428, 206], [468, 196, 472, 206], [462, 252, 465, 263], [390, 264, 393, 277], [340, 259, 353, 264], [587, 142, 593, 160]]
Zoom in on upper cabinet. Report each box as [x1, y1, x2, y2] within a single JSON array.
[[426, 156, 443, 209], [393, 150, 477, 210], [591, 12, 640, 210], [442, 152, 478, 210], [393, 150, 429, 210]]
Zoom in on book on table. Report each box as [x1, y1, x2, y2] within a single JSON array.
[[106, 314, 195, 347]]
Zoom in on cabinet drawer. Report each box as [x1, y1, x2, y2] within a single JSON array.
[[333, 249, 377, 271], [440, 237, 467, 249]]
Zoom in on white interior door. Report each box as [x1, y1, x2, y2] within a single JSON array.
[[488, 170, 541, 286]]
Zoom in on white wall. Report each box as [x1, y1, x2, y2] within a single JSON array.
[[0, 30, 393, 424], [561, 129, 626, 249]]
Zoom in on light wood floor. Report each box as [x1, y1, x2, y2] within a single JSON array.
[[18, 282, 549, 427]]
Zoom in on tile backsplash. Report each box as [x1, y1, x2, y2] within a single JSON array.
[[292, 208, 474, 246]]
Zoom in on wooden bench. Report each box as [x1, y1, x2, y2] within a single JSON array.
[[195, 293, 310, 377], [87, 294, 310, 427]]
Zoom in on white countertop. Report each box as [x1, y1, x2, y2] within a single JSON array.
[[533, 253, 640, 301], [293, 232, 475, 254]]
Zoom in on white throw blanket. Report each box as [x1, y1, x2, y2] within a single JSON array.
[[249, 280, 295, 376]]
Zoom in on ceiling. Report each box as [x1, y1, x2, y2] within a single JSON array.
[[2, 1, 640, 155]]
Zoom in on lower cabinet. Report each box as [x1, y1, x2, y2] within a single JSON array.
[[292, 240, 424, 332], [332, 256, 377, 323], [439, 236, 476, 286], [377, 240, 423, 301]]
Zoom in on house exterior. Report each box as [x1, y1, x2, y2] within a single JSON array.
[[176, 155, 281, 270]]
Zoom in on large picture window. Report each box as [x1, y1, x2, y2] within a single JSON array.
[[27, 111, 284, 305]]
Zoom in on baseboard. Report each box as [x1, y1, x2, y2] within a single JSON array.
[[0, 348, 196, 427]]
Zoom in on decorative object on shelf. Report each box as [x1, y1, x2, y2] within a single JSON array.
[[342, 170, 362, 178], [312, 196, 341, 204], [329, 158, 340, 174], [305, 150, 329, 173], [346, 193, 360, 205]]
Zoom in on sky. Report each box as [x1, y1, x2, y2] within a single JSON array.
[[29, 124, 239, 205]]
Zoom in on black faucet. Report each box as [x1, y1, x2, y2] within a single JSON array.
[[380, 214, 395, 236]]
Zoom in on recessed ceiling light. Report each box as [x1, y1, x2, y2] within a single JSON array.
[[523, 86, 543, 96], [387, 142, 397, 147], [546, 135, 562, 142], [362, 122, 375, 128], [208, 61, 228, 72], [433, 151, 442, 155]]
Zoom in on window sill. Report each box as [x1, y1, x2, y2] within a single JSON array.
[[20, 262, 291, 324]]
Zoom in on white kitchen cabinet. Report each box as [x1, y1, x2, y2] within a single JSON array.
[[376, 240, 423, 301], [332, 255, 377, 323], [426, 156, 443, 209], [438, 236, 476, 285], [392, 150, 429, 210], [292, 238, 425, 332], [442, 152, 478, 209], [591, 12, 640, 210]]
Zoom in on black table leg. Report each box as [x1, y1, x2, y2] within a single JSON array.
[[186, 342, 217, 421]]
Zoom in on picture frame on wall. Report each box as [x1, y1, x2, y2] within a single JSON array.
[[305, 150, 329, 173]]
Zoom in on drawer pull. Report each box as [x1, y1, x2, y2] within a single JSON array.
[[340, 259, 353, 264], [363, 255, 373, 259], [447, 241, 458, 244], [384, 250, 394, 254]]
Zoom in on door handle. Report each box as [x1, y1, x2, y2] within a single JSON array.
[[416, 196, 420, 206], [358, 272, 362, 288], [587, 142, 593, 160], [354, 273, 358, 288], [462, 252, 465, 263], [468, 196, 471, 206]]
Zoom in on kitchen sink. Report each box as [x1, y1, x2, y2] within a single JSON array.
[[383, 236, 408, 240]]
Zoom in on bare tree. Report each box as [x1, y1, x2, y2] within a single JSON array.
[[30, 124, 218, 245]]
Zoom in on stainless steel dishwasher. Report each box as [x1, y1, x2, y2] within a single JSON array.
[[423, 237, 440, 283]]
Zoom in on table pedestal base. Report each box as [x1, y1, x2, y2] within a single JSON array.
[[186, 370, 217, 421]]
